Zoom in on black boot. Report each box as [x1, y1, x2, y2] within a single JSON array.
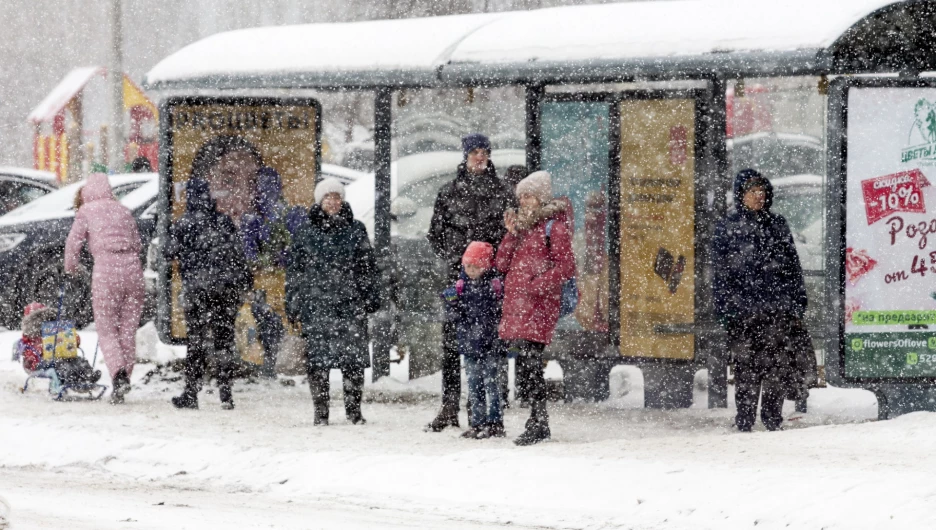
[[514, 402, 550, 446], [219, 384, 234, 410], [172, 379, 200, 409], [309, 370, 329, 426], [344, 395, 365, 424], [110, 369, 131, 405], [425, 402, 459, 432], [313, 399, 329, 426], [486, 421, 506, 438], [217, 363, 235, 410]]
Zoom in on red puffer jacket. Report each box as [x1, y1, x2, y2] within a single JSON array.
[[496, 200, 576, 346], [19, 336, 43, 372]]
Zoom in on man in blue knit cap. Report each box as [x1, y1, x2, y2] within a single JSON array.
[[426, 133, 510, 432]]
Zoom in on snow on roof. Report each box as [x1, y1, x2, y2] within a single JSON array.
[[145, 0, 900, 90], [144, 13, 498, 88], [28, 67, 105, 123], [447, 0, 894, 67]]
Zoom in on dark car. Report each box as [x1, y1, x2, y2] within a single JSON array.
[[0, 173, 158, 329], [0, 167, 58, 215]]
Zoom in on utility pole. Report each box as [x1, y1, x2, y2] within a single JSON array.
[[108, 0, 124, 173]]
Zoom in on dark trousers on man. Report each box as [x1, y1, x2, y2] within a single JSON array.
[[730, 316, 793, 432], [182, 287, 240, 404], [308, 366, 365, 423], [440, 319, 462, 413]]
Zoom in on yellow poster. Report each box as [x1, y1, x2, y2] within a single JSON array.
[[164, 99, 319, 344], [618, 98, 695, 360]]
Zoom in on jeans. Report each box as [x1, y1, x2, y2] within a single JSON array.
[[465, 356, 502, 428]]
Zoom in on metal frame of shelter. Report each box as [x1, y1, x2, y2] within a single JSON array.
[[144, 0, 936, 415]]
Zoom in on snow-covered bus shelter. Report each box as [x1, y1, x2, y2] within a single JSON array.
[[144, 0, 936, 417]]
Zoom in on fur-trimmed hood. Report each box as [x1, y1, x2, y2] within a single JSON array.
[[514, 199, 570, 233], [22, 307, 57, 338]]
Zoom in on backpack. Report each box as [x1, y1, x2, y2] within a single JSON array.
[[545, 219, 579, 318]]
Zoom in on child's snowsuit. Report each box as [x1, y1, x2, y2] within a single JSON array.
[[442, 269, 504, 428]]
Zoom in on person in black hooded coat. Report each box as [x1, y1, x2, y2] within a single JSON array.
[[286, 178, 380, 425], [167, 178, 252, 410], [711, 169, 808, 432]]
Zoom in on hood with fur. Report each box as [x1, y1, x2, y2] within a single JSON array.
[[514, 199, 570, 233], [22, 306, 57, 338]]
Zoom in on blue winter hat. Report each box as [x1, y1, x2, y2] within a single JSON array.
[[462, 133, 491, 158]]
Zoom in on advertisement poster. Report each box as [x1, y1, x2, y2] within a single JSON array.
[[160, 98, 320, 361], [844, 87, 936, 378], [618, 98, 695, 360]]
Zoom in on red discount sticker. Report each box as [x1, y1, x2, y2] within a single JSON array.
[[861, 169, 930, 225]]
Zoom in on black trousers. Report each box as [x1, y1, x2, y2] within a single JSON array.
[[730, 316, 792, 431], [308, 365, 365, 418], [514, 341, 548, 425], [183, 286, 240, 387], [440, 320, 461, 412]]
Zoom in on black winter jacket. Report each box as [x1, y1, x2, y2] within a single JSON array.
[[167, 178, 251, 295], [285, 202, 380, 370], [427, 161, 510, 281], [711, 171, 808, 328]]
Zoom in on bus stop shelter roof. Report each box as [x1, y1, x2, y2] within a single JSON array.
[[144, 0, 926, 91]]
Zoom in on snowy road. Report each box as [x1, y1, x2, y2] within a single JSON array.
[[2, 329, 936, 529], [4, 468, 529, 530]]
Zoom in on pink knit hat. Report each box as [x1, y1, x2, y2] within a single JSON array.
[[462, 241, 494, 270]]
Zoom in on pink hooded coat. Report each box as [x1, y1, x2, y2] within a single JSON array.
[[64, 173, 145, 378]]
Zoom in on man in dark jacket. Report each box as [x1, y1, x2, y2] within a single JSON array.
[[711, 169, 808, 432], [425, 133, 511, 431], [286, 178, 380, 426], [168, 178, 252, 410]]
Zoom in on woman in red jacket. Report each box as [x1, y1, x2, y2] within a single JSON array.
[[497, 171, 576, 446]]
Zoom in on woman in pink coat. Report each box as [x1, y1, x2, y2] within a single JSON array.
[[64, 173, 145, 404], [497, 170, 576, 446]]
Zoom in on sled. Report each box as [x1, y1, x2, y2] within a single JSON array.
[[20, 283, 107, 401]]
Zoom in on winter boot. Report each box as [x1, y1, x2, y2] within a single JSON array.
[[425, 404, 459, 432], [219, 384, 235, 410], [345, 399, 366, 425], [514, 402, 550, 446], [313, 400, 329, 426], [461, 426, 485, 439], [343, 373, 366, 425], [110, 369, 131, 405], [485, 421, 506, 438], [171, 378, 200, 409]]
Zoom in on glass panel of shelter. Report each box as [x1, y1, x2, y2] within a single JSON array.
[[388, 86, 527, 379], [724, 76, 828, 369]]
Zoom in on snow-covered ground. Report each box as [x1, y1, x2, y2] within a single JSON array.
[[2, 327, 935, 529]]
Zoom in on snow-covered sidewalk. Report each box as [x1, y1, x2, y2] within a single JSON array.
[[2, 329, 935, 529]]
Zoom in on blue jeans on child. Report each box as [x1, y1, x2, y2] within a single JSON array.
[[466, 356, 502, 428]]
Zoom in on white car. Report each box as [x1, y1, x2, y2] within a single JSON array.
[[321, 163, 368, 186], [345, 149, 526, 240]]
